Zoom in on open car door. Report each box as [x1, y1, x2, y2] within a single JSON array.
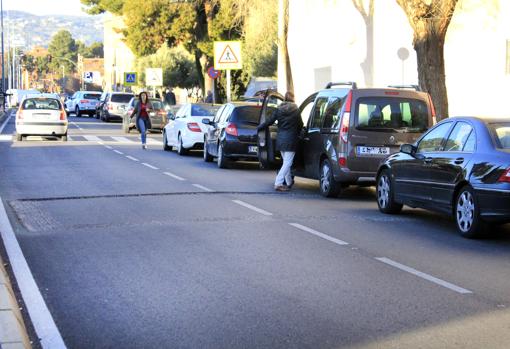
[[257, 90, 285, 169]]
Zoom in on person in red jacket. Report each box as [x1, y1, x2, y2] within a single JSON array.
[[131, 92, 153, 149]]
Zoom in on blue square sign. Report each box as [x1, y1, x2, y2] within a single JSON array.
[[124, 72, 137, 85]]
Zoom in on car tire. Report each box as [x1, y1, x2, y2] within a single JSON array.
[[319, 159, 341, 198], [376, 169, 403, 214], [75, 106, 81, 117], [203, 138, 213, 162], [217, 142, 229, 169], [455, 185, 485, 239], [16, 133, 22, 142], [177, 134, 187, 156], [163, 130, 172, 151], [61, 134, 68, 142]]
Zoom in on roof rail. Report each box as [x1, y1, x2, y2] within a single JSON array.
[[325, 82, 357, 89], [388, 84, 421, 91]]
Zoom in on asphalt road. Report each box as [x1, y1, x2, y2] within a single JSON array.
[[2, 110, 510, 349]]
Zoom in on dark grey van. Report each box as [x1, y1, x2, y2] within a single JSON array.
[[258, 83, 436, 197]]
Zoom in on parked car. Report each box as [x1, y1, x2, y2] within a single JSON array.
[[123, 98, 168, 133], [258, 83, 436, 197], [95, 92, 109, 119], [101, 92, 134, 122], [15, 94, 68, 141], [65, 91, 102, 117], [203, 103, 274, 168], [163, 103, 220, 155], [376, 116, 510, 238]]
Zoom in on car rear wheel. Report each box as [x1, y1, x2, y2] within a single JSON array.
[[203, 138, 213, 162], [217, 143, 229, 169], [163, 130, 172, 151], [377, 169, 403, 214], [75, 106, 81, 117], [61, 134, 68, 142], [177, 134, 187, 156], [16, 133, 22, 142], [319, 159, 341, 197], [455, 186, 485, 238]]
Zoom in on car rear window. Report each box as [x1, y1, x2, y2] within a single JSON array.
[[111, 94, 133, 103], [84, 94, 101, 100], [231, 106, 261, 124], [22, 98, 61, 110], [355, 97, 429, 133], [491, 123, 510, 149], [191, 104, 220, 117], [150, 100, 164, 109]]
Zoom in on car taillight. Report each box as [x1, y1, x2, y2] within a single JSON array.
[[498, 168, 510, 183], [187, 122, 201, 132], [80, 100, 88, 104], [338, 157, 346, 167], [427, 93, 437, 124], [339, 90, 352, 143], [225, 122, 238, 136], [60, 109, 66, 120]]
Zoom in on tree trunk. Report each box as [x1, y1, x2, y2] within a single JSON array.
[[278, 0, 294, 94], [414, 34, 448, 120], [194, 50, 205, 94], [360, 16, 374, 87]]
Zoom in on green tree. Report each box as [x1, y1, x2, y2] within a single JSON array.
[[48, 30, 78, 73], [77, 41, 104, 58]]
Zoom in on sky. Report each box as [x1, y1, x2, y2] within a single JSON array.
[[7, 0, 91, 17]]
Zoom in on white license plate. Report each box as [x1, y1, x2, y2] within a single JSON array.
[[357, 146, 390, 155], [248, 146, 258, 153]]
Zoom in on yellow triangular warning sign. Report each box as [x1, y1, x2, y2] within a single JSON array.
[[218, 45, 239, 64]]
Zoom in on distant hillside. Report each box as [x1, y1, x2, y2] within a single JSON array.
[[5, 11, 103, 49]]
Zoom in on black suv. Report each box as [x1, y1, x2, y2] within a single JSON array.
[[258, 83, 436, 197]]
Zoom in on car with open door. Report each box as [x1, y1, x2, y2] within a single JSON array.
[[258, 83, 436, 197], [376, 116, 510, 238]]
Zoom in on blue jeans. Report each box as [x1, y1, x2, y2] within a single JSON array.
[[137, 118, 147, 145]]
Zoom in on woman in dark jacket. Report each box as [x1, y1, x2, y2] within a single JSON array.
[[131, 92, 153, 149]]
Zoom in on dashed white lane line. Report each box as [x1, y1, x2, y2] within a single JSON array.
[[192, 184, 214, 192], [232, 200, 272, 216], [97, 141, 104, 145], [376, 257, 473, 294], [289, 223, 349, 246], [163, 172, 186, 181], [104, 145, 113, 149], [83, 135, 102, 142], [126, 155, 139, 162], [142, 163, 159, 170], [113, 149, 124, 155]]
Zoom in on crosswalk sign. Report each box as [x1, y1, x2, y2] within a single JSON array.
[[124, 72, 137, 86], [214, 41, 242, 70]]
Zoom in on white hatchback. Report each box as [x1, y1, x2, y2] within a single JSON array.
[[163, 103, 220, 155], [16, 95, 68, 141]]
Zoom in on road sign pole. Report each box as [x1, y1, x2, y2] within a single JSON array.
[[226, 69, 231, 102]]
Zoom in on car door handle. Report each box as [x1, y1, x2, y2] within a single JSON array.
[[424, 157, 433, 163], [454, 157, 464, 165]]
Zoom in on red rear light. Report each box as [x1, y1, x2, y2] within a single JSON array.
[[60, 109, 66, 120], [385, 91, 400, 96], [498, 168, 510, 183], [187, 122, 201, 132], [339, 157, 346, 167], [339, 91, 352, 143], [107, 103, 113, 110], [80, 100, 88, 104], [344, 91, 353, 113], [225, 122, 238, 136]]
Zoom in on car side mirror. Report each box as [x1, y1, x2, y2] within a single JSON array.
[[168, 113, 175, 120], [400, 143, 416, 156], [202, 118, 211, 125]]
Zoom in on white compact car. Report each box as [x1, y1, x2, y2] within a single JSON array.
[[163, 103, 220, 155], [16, 94, 68, 141], [65, 91, 102, 117]]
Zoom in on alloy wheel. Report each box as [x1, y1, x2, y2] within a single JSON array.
[[320, 162, 331, 193], [456, 191, 475, 233], [378, 175, 390, 209]]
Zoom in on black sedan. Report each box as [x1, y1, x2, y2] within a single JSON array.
[[376, 117, 510, 238]]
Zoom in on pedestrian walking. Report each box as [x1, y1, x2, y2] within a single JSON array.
[[257, 91, 303, 191], [131, 91, 153, 150], [204, 90, 213, 103], [164, 88, 177, 106]]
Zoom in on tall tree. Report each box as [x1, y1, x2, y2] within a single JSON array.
[[48, 30, 78, 73], [396, 0, 458, 119], [277, 0, 293, 94], [352, 0, 375, 87]]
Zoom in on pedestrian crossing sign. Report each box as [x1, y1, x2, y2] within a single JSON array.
[[214, 41, 243, 70], [124, 72, 137, 86]]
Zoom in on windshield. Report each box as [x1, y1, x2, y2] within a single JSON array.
[[355, 97, 429, 133], [191, 104, 220, 117], [22, 98, 61, 110], [150, 100, 164, 109], [491, 123, 510, 149], [84, 94, 101, 100], [111, 94, 133, 103]]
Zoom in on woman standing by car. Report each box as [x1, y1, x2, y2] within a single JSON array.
[[131, 92, 153, 149]]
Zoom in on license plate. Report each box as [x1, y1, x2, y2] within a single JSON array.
[[357, 146, 390, 156], [248, 146, 258, 153]]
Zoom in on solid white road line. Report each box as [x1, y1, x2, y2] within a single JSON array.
[[232, 200, 273, 216], [376, 257, 473, 294], [163, 172, 186, 181], [192, 184, 214, 192], [0, 112, 12, 133], [126, 155, 139, 161], [289, 223, 349, 246], [83, 135, 102, 142], [97, 141, 104, 145], [113, 149, 124, 155], [142, 163, 159, 170], [111, 136, 134, 143], [0, 198, 67, 349], [147, 138, 161, 145]]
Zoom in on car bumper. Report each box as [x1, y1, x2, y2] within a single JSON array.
[[333, 165, 376, 185], [16, 121, 68, 136], [224, 139, 259, 159], [474, 186, 510, 222]]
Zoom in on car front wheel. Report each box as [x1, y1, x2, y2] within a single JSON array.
[[319, 159, 341, 197], [377, 169, 403, 214], [455, 186, 485, 238], [177, 134, 187, 156], [75, 106, 81, 117]]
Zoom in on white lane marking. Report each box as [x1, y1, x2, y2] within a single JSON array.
[[97, 141, 104, 145], [192, 184, 214, 192], [232, 200, 272, 216], [126, 155, 139, 161], [142, 163, 159, 170], [163, 172, 186, 181], [83, 135, 102, 142], [113, 149, 124, 155], [0, 198, 67, 349], [111, 136, 135, 143], [0, 112, 12, 133], [147, 138, 162, 145], [289, 223, 349, 246], [376, 257, 473, 294], [104, 145, 113, 149], [0, 134, 12, 141]]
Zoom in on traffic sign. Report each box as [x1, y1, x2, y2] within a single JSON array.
[[145, 68, 163, 86], [214, 41, 242, 70], [124, 72, 137, 86], [207, 67, 219, 79], [83, 71, 94, 83]]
